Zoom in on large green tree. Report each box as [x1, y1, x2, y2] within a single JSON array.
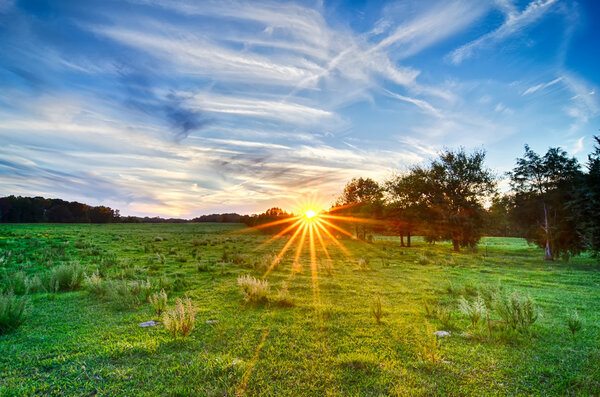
[[509, 145, 583, 260], [393, 149, 495, 251], [334, 177, 383, 240]]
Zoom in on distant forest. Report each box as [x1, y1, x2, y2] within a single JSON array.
[[2, 137, 599, 260], [0, 196, 242, 224]]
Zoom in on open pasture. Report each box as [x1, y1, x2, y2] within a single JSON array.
[[0, 223, 599, 396]]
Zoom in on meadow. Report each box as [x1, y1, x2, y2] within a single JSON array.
[[0, 223, 599, 396]]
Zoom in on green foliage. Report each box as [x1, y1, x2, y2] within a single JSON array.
[[459, 295, 487, 327], [163, 295, 197, 340], [414, 322, 442, 365], [566, 310, 583, 338], [237, 274, 269, 303], [0, 291, 27, 334], [150, 289, 168, 316], [493, 290, 539, 333], [371, 296, 383, 323], [48, 262, 85, 291]]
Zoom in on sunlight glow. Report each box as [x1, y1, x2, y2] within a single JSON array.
[[304, 210, 317, 219]]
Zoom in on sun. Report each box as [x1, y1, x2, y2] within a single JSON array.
[[304, 209, 317, 219]]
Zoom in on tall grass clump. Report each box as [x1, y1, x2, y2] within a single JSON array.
[[459, 295, 487, 327], [0, 291, 27, 334], [493, 290, 539, 333], [150, 289, 168, 316], [371, 296, 383, 324], [48, 262, 85, 291], [237, 275, 269, 303], [163, 295, 197, 340], [566, 310, 583, 338]]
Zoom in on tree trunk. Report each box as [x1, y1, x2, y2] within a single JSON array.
[[400, 233, 405, 247], [452, 239, 460, 252], [407, 232, 411, 247], [543, 202, 553, 261]]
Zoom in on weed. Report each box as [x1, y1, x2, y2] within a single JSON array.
[[48, 262, 85, 292], [493, 290, 539, 333], [371, 296, 383, 323], [25, 275, 45, 294], [237, 275, 269, 303], [435, 305, 455, 329], [163, 295, 197, 340], [415, 321, 442, 365], [566, 310, 583, 338], [0, 291, 27, 334], [459, 295, 487, 327], [150, 289, 168, 316]]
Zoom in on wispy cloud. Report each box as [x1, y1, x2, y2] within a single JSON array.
[[522, 77, 563, 95], [448, 0, 558, 65]]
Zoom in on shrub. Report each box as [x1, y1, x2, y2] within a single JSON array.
[[459, 295, 487, 327], [150, 289, 168, 316], [493, 290, 538, 333], [237, 275, 269, 303], [371, 296, 383, 324], [0, 291, 27, 334], [566, 310, 583, 338], [163, 295, 197, 340], [48, 262, 85, 291]]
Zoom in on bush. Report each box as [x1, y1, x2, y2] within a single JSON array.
[[150, 289, 168, 316], [48, 262, 85, 291], [163, 295, 197, 340], [0, 291, 27, 334], [237, 275, 269, 303], [493, 290, 538, 333], [459, 295, 487, 327], [566, 310, 583, 338]]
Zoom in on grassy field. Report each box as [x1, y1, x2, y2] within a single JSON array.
[[1, 223, 599, 396]]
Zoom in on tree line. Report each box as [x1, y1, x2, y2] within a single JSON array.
[[329, 137, 600, 260]]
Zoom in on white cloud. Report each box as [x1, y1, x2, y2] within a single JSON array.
[[448, 0, 558, 65], [522, 77, 563, 95]]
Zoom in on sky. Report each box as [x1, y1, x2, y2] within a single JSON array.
[[1, 0, 599, 217]]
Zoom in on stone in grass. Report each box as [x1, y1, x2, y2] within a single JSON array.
[[434, 330, 451, 338], [139, 320, 161, 328], [206, 319, 218, 324]]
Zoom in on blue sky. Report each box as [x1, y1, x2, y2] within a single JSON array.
[[1, 0, 599, 217]]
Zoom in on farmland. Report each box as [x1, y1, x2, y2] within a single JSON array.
[[1, 223, 599, 396]]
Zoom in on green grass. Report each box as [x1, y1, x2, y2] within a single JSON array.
[[0, 223, 599, 396]]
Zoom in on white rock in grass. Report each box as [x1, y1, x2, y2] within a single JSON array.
[[434, 330, 451, 338], [206, 319, 218, 324], [139, 320, 161, 328]]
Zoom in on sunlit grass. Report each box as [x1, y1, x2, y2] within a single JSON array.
[[0, 223, 598, 395]]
